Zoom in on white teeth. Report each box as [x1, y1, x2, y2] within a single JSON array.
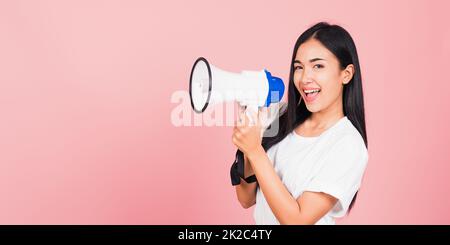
[[304, 89, 320, 94]]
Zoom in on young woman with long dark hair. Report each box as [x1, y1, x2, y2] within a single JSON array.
[[231, 22, 368, 225]]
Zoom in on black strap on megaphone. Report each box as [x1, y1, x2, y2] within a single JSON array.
[[230, 149, 257, 186]]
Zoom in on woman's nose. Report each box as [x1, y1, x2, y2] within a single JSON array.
[[300, 70, 314, 84]]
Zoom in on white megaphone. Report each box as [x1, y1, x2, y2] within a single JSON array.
[[189, 57, 285, 119]]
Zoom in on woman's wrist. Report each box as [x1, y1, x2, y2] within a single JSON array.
[[246, 145, 265, 163]]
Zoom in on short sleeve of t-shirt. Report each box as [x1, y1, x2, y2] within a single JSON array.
[[304, 134, 368, 218]]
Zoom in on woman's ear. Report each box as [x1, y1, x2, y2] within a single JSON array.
[[342, 64, 355, 85]]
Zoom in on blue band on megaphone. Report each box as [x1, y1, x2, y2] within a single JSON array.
[[264, 70, 285, 107]]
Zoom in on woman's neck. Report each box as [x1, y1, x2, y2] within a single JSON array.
[[307, 98, 345, 130]]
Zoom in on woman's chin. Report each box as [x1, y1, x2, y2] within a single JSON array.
[[305, 104, 321, 113]]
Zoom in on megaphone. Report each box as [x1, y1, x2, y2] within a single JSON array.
[[189, 57, 285, 118]]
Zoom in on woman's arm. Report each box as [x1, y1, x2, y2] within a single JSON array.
[[232, 111, 338, 224], [235, 155, 257, 209], [246, 147, 338, 224]]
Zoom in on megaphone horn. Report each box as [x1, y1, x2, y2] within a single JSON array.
[[189, 57, 285, 115]]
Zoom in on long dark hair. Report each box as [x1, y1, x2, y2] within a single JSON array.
[[262, 22, 368, 212]]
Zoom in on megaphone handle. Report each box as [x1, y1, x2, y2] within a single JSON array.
[[244, 104, 259, 125], [239, 104, 265, 136]]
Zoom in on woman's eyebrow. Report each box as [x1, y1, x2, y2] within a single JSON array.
[[294, 58, 326, 64], [310, 58, 325, 62]]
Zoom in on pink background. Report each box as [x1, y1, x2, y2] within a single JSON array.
[[0, 0, 449, 224]]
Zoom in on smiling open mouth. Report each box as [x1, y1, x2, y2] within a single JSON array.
[[303, 88, 321, 102]]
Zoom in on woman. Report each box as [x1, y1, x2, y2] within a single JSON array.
[[230, 22, 369, 225]]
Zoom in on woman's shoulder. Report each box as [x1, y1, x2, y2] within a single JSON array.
[[331, 117, 368, 156], [316, 117, 369, 172]]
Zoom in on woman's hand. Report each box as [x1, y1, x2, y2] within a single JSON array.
[[232, 110, 264, 157]]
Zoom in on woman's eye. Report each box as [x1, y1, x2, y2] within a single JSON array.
[[294, 66, 303, 71], [314, 64, 324, 69]]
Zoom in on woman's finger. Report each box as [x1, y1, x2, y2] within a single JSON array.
[[249, 111, 258, 125], [233, 125, 239, 135], [232, 135, 238, 146]]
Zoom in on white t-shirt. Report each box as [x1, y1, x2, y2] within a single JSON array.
[[254, 116, 368, 225]]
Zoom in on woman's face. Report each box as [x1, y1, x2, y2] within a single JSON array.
[[293, 38, 353, 113]]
